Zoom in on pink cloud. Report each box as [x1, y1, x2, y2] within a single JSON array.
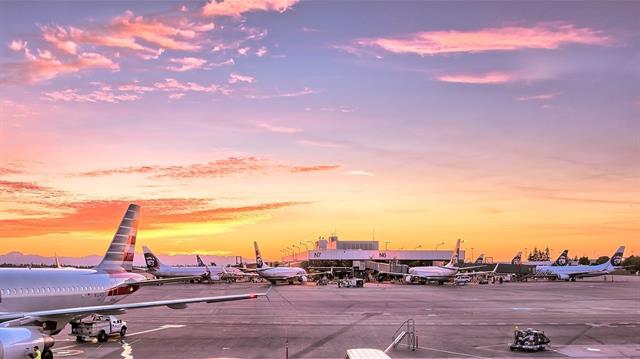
[[255, 46, 268, 57], [1, 45, 118, 84], [355, 23, 611, 56], [40, 25, 79, 54], [43, 88, 139, 103], [296, 139, 344, 148], [153, 78, 218, 93], [167, 57, 208, 72], [202, 0, 299, 18], [228, 72, 255, 84], [247, 87, 316, 99], [518, 92, 560, 101], [8, 40, 27, 52], [255, 122, 302, 134], [437, 72, 513, 84], [168, 93, 186, 100]]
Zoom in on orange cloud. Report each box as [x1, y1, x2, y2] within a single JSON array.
[[37, 10, 214, 58], [202, 0, 299, 18], [355, 23, 610, 56], [437, 72, 513, 84], [0, 199, 307, 238], [77, 157, 339, 179], [2, 43, 118, 84], [0, 180, 52, 194], [289, 165, 340, 173]]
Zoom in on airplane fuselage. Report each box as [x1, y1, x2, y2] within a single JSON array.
[[408, 266, 458, 280], [257, 267, 306, 281], [149, 266, 213, 279], [0, 268, 144, 314], [535, 262, 613, 280]]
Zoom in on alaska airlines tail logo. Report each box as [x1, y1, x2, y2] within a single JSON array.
[[610, 246, 625, 266], [144, 253, 159, 270], [555, 250, 568, 266], [254, 241, 264, 268], [512, 252, 522, 265]]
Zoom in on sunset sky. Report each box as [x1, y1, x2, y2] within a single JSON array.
[[1, 1, 638, 262]]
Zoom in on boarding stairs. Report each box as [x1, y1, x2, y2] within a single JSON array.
[[384, 318, 417, 354]]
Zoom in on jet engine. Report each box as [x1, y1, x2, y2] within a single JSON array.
[[0, 327, 54, 359], [404, 275, 414, 284]]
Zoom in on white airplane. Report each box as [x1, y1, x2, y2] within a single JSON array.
[[535, 246, 625, 281], [401, 239, 485, 285], [0, 204, 267, 359], [142, 246, 229, 281], [196, 255, 258, 280], [253, 241, 312, 285]]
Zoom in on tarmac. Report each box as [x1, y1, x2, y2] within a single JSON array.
[[51, 276, 640, 358]]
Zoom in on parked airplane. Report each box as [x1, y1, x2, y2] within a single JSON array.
[[0, 204, 266, 359], [535, 246, 625, 281], [196, 255, 258, 280], [511, 251, 523, 265], [253, 241, 316, 285], [552, 249, 569, 266], [143, 246, 228, 282], [398, 239, 485, 285]]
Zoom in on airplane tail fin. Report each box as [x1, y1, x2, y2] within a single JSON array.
[[95, 204, 140, 271], [196, 255, 206, 267], [553, 249, 569, 266], [512, 251, 522, 265], [475, 253, 485, 264], [610, 246, 625, 267], [142, 245, 163, 271], [254, 241, 266, 269], [445, 239, 461, 268]]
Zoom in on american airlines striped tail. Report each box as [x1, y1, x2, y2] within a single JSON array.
[[95, 203, 140, 271]]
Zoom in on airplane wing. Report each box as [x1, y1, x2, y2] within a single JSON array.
[[120, 276, 206, 287], [0, 291, 268, 324]]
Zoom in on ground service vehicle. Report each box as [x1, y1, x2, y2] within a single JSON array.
[[71, 315, 127, 342], [509, 328, 550, 352]]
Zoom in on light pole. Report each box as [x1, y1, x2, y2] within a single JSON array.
[[435, 242, 445, 250], [385, 240, 391, 251], [292, 244, 300, 261], [471, 247, 475, 261], [300, 241, 309, 251]]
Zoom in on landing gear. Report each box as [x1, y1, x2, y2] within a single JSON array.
[[42, 349, 53, 359], [570, 277, 576, 282], [269, 280, 277, 285]]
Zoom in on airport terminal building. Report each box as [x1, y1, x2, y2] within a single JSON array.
[[282, 235, 466, 268]]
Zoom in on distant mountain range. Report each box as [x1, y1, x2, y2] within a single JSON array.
[[0, 251, 242, 267]]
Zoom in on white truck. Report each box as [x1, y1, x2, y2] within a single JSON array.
[[70, 315, 127, 342]]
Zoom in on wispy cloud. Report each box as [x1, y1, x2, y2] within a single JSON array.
[[1, 46, 118, 84], [247, 87, 316, 99], [254, 122, 302, 134], [344, 170, 374, 176], [228, 72, 255, 84], [518, 92, 560, 101], [202, 0, 299, 18], [43, 88, 139, 103], [77, 157, 339, 179], [0, 198, 308, 238], [297, 139, 344, 148], [166, 57, 208, 72], [353, 23, 611, 56], [437, 72, 513, 84]]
